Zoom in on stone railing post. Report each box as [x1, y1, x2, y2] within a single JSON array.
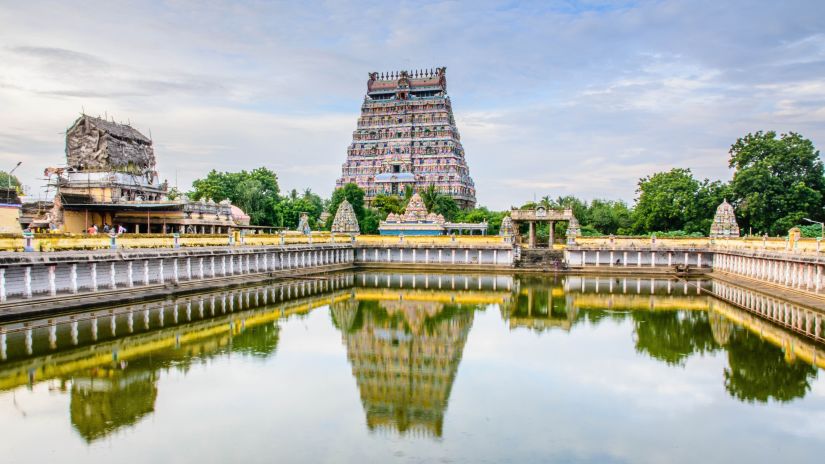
[[173, 233, 180, 249]]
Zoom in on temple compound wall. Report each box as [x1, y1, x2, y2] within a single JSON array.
[[0, 244, 354, 315]]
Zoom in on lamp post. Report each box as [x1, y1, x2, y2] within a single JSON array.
[[7, 161, 21, 191], [802, 217, 824, 239]]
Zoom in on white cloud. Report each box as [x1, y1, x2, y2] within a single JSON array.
[[0, 0, 823, 208]]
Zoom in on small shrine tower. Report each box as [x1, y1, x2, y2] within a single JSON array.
[[710, 199, 740, 238]]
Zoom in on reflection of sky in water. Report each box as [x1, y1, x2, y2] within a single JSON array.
[[0, 275, 823, 463]]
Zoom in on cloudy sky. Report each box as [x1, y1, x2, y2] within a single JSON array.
[[1, 0, 824, 209]]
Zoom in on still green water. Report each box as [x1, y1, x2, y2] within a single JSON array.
[[0, 272, 822, 463]]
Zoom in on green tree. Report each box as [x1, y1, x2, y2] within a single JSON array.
[[420, 185, 440, 212], [371, 194, 405, 218], [360, 208, 381, 234], [588, 199, 633, 235], [728, 131, 825, 235], [276, 188, 324, 230], [724, 328, 818, 403], [633, 168, 699, 233], [419, 184, 459, 221], [0, 171, 21, 191], [632, 311, 719, 366], [454, 207, 507, 234], [190, 167, 281, 226]]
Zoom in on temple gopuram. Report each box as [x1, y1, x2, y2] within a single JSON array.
[[336, 67, 476, 208]]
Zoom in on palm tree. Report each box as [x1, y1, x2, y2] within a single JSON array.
[[420, 184, 439, 212]]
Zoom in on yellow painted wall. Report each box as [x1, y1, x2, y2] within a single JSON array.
[[62, 210, 106, 234], [0, 206, 21, 234]]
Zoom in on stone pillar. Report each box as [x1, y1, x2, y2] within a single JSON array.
[[158, 260, 164, 284], [609, 251, 614, 267], [23, 266, 32, 298], [668, 252, 672, 267], [400, 248, 404, 263], [452, 249, 456, 264], [528, 222, 535, 248], [143, 260, 150, 286], [90, 263, 98, 292], [697, 253, 702, 268], [637, 251, 642, 267], [650, 251, 655, 268], [623, 251, 628, 267], [48, 265, 56, 296], [173, 258, 179, 284], [110, 262, 117, 289], [69, 263, 77, 293], [127, 261, 134, 288]]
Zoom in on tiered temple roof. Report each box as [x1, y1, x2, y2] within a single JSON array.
[[710, 199, 740, 238], [336, 67, 476, 208], [331, 296, 473, 438], [331, 199, 360, 234], [385, 193, 445, 224]]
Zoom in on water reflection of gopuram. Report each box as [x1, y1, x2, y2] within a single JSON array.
[[332, 273, 513, 438]]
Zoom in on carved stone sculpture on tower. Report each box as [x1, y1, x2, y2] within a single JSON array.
[[709, 199, 740, 238], [331, 199, 360, 234]]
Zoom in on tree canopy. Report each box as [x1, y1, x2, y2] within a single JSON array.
[[0, 171, 21, 191], [728, 131, 825, 235], [632, 168, 728, 234], [190, 167, 281, 225]]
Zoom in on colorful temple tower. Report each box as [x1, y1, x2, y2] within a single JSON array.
[[336, 67, 476, 209]]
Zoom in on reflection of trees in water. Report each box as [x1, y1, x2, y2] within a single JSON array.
[[69, 366, 158, 443], [228, 324, 280, 358], [632, 311, 719, 366], [67, 319, 281, 442], [724, 328, 818, 403], [331, 296, 477, 438]]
